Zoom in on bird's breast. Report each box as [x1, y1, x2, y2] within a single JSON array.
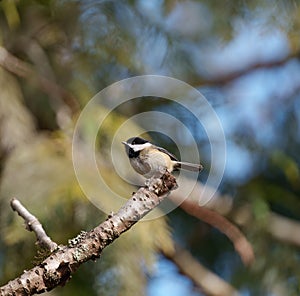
[[131, 149, 174, 178]]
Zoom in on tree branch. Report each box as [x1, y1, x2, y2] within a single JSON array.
[[173, 195, 255, 266], [10, 198, 58, 252], [0, 173, 177, 296], [0, 46, 79, 115], [176, 179, 300, 248], [170, 180, 255, 266], [162, 244, 240, 296], [192, 50, 300, 87]]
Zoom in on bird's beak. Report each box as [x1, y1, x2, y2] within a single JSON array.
[[122, 141, 129, 147]]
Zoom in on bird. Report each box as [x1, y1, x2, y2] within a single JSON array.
[[122, 137, 203, 178]]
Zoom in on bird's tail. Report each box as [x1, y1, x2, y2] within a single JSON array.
[[174, 161, 203, 172]]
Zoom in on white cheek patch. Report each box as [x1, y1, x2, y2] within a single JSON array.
[[130, 142, 152, 152]]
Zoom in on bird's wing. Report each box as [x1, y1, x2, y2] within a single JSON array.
[[155, 146, 178, 161]]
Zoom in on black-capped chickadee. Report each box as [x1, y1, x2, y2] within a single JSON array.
[[122, 137, 203, 178]]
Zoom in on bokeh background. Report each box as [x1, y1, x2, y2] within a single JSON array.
[[1, 1, 300, 295]]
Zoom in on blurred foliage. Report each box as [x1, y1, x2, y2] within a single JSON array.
[[0, 0, 300, 295]]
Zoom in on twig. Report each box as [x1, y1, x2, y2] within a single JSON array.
[[191, 50, 300, 87], [170, 184, 255, 266], [180, 198, 254, 266], [0, 46, 79, 115], [174, 178, 300, 258], [0, 173, 177, 296], [162, 244, 240, 296], [266, 212, 300, 246], [10, 198, 58, 252], [202, 185, 300, 248]]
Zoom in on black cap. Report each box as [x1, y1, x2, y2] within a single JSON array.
[[126, 137, 149, 145]]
